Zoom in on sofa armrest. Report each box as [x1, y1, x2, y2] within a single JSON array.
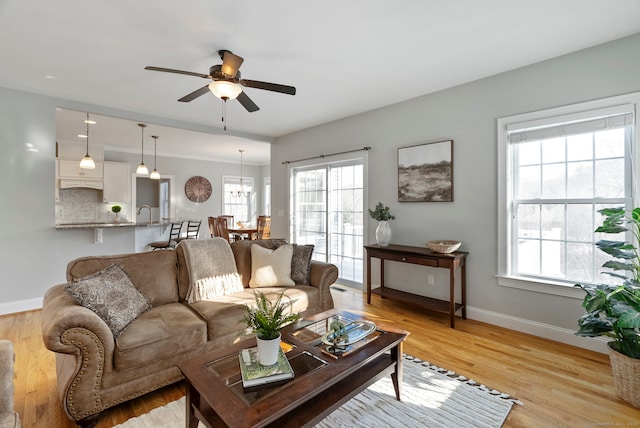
[[308, 260, 338, 311], [0, 340, 15, 415], [41, 284, 115, 421]]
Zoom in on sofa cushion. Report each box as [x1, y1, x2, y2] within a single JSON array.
[[249, 244, 295, 287], [113, 303, 207, 370], [65, 264, 151, 337], [189, 286, 317, 343], [67, 250, 180, 306], [230, 239, 288, 287], [291, 244, 314, 285]]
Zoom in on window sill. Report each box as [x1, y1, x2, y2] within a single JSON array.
[[496, 275, 584, 299]]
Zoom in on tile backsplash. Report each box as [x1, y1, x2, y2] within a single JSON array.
[[56, 188, 129, 224]]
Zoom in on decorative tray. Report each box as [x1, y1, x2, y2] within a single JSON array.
[[320, 321, 377, 346]]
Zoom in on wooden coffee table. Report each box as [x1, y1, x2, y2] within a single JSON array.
[[178, 309, 409, 428]]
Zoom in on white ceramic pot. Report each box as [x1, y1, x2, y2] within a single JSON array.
[[256, 333, 281, 366], [376, 220, 391, 246]]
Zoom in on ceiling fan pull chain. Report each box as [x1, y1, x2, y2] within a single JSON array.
[[222, 98, 227, 131]]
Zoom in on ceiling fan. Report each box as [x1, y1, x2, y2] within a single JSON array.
[[145, 50, 296, 113]]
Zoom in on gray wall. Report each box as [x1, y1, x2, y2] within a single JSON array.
[[270, 33, 640, 349]]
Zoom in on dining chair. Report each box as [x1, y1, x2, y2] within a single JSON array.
[[256, 215, 271, 239], [177, 220, 202, 242], [220, 215, 241, 241], [213, 217, 231, 242], [148, 222, 182, 250], [208, 216, 217, 238]]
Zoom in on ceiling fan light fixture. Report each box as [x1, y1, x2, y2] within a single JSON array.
[[79, 113, 96, 170], [209, 81, 242, 100]]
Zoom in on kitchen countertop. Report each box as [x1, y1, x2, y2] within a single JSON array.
[[55, 220, 180, 229]]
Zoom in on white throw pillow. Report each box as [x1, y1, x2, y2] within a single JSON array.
[[249, 244, 295, 287]]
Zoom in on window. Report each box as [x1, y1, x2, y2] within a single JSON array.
[[498, 94, 638, 296], [263, 177, 271, 216], [223, 176, 254, 222]]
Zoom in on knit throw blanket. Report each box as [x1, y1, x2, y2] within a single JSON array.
[[181, 238, 244, 303]]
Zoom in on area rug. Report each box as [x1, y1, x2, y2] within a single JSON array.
[[116, 354, 521, 428]]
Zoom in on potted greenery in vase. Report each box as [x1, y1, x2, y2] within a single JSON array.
[[243, 290, 300, 366], [368, 202, 395, 246], [111, 205, 122, 222], [575, 207, 640, 408]]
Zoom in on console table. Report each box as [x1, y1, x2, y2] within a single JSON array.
[[364, 244, 468, 328]]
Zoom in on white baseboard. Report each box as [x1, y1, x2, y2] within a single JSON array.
[[0, 298, 42, 316], [466, 306, 608, 354]]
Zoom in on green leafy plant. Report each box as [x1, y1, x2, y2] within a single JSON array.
[[111, 205, 122, 213], [368, 202, 395, 222], [242, 291, 300, 340], [575, 207, 640, 359]]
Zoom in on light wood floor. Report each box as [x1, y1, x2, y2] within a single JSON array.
[[1, 286, 639, 427]]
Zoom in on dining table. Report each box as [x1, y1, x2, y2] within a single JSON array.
[[227, 226, 259, 240]]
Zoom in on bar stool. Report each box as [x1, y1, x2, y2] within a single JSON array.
[[148, 222, 182, 250], [177, 220, 202, 243]]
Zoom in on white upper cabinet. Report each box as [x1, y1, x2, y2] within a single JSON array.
[[58, 159, 103, 179], [103, 162, 130, 203]]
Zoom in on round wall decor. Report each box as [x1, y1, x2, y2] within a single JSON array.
[[184, 176, 212, 203]]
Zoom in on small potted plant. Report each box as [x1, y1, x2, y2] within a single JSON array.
[[111, 205, 122, 222], [368, 202, 395, 246], [575, 207, 640, 408], [243, 291, 300, 366]]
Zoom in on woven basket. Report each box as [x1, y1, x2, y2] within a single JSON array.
[[426, 240, 461, 254], [608, 342, 640, 408]]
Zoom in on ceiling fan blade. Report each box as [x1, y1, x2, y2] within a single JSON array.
[[178, 85, 211, 102], [236, 91, 260, 112], [240, 79, 296, 95], [145, 66, 210, 79], [220, 51, 244, 77]]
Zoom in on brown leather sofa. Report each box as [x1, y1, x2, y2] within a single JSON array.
[[0, 340, 20, 428], [41, 239, 337, 427]]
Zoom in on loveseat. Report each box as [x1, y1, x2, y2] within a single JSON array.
[[41, 238, 338, 427]]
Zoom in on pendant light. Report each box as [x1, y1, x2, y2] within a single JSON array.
[[149, 135, 160, 180], [230, 149, 250, 198], [79, 113, 96, 169], [136, 123, 149, 176]]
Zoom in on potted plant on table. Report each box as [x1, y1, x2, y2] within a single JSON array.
[[368, 202, 395, 247], [243, 291, 300, 366], [575, 207, 640, 408]]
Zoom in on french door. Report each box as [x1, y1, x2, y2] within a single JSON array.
[[291, 160, 364, 287]]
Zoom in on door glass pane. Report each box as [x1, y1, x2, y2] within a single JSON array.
[[293, 162, 364, 287]]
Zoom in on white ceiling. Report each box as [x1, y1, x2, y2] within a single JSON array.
[[1, 1, 640, 164]]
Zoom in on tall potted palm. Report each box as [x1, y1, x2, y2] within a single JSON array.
[[575, 207, 640, 408]]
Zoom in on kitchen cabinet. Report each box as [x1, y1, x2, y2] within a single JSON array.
[[59, 179, 103, 190], [103, 162, 130, 203], [58, 159, 103, 179]]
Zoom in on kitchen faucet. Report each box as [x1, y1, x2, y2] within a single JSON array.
[[137, 205, 152, 223]]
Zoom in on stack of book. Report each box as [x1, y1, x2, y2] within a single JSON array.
[[239, 347, 294, 391]]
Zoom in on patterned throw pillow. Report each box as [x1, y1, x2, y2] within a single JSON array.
[[291, 244, 314, 285], [65, 264, 151, 337], [249, 244, 295, 287]]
